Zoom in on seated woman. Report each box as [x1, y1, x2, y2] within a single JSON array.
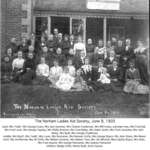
[[12, 51, 25, 82], [35, 56, 49, 85], [72, 69, 89, 91], [104, 50, 116, 68], [67, 59, 76, 77], [55, 66, 75, 91], [81, 57, 92, 82], [88, 59, 111, 92], [107, 60, 123, 84], [107, 60, 123, 92], [49, 59, 63, 85], [1, 56, 13, 83], [1, 48, 14, 83], [53, 47, 66, 66], [21, 52, 36, 85], [123, 60, 149, 94]]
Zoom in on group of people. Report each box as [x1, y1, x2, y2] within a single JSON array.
[[1, 28, 149, 94]]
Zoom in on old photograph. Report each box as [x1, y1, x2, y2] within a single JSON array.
[[0, 0, 149, 118]]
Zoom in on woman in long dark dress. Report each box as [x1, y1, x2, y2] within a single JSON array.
[[21, 52, 36, 85], [134, 40, 149, 85]]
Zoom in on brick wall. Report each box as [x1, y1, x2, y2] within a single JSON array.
[[1, 0, 32, 55]]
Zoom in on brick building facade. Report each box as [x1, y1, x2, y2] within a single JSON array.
[[0, 0, 149, 55]]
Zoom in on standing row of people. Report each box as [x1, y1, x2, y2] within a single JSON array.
[[1, 28, 149, 94]]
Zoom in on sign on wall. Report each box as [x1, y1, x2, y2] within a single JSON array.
[[87, 0, 121, 10]]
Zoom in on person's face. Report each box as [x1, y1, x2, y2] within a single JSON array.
[[98, 40, 103, 47], [70, 35, 74, 41], [42, 47, 48, 53], [7, 48, 12, 56], [53, 61, 58, 66], [107, 41, 111, 47], [129, 62, 134, 69], [56, 48, 62, 54], [68, 60, 72, 66], [64, 67, 69, 74], [80, 51, 85, 57], [11, 38, 16, 44], [113, 61, 118, 67], [64, 36, 69, 41], [78, 37, 82, 42], [28, 53, 33, 59], [4, 57, 9, 62], [41, 57, 45, 64], [22, 38, 26, 44], [84, 58, 89, 65], [18, 51, 22, 58], [41, 37, 45, 42], [110, 51, 115, 57], [118, 40, 123, 47], [31, 33, 35, 39], [69, 48, 74, 55], [48, 34, 53, 41], [87, 39, 92, 44], [126, 39, 131, 45], [58, 33, 62, 40], [54, 29, 58, 35], [76, 70, 81, 76], [137, 41, 143, 47], [98, 61, 103, 67], [44, 29, 48, 34], [29, 46, 34, 52], [112, 37, 117, 43]]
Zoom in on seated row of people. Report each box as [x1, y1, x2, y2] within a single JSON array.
[[1, 48, 148, 94]]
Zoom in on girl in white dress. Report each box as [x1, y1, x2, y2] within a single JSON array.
[[49, 59, 63, 85], [55, 67, 75, 91]]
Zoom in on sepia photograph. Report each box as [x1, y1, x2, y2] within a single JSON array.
[[0, 0, 149, 118]]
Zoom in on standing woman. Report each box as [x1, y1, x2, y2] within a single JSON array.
[[12, 51, 25, 82], [134, 40, 149, 85], [74, 36, 86, 57]]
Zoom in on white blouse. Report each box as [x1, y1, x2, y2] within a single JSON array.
[[74, 42, 86, 55], [49, 66, 63, 78], [56, 73, 75, 91], [36, 64, 49, 77], [68, 66, 76, 77], [81, 64, 92, 73], [12, 58, 25, 70]]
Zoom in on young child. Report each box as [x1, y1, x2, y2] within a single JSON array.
[[55, 66, 75, 91], [67, 59, 76, 77], [97, 59, 110, 84], [12, 51, 25, 82], [81, 57, 92, 82], [49, 59, 63, 86], [35, 57, 49, 85]]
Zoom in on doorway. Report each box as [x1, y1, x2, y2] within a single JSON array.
[[51, 16, 70, 35]]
